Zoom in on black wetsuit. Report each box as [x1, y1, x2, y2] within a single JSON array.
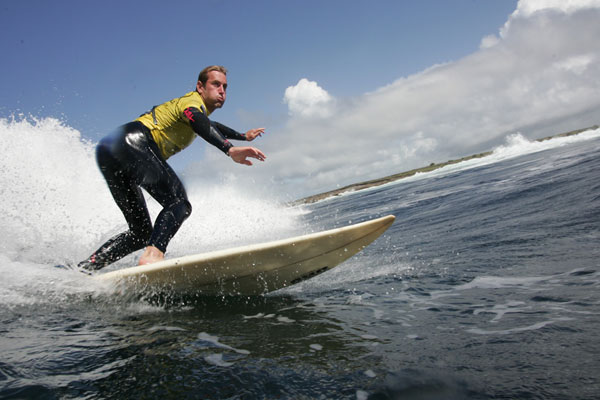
[[78, 106, 246, 271]]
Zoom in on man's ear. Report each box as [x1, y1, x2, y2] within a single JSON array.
[[196, 80, 204, 93]]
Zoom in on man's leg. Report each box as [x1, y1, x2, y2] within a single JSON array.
[[137, 148, 192, 265], [78, 126, 153, 270], [79, 122, 192, 270]]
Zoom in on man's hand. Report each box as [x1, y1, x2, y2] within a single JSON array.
[[245, 128, 265, 141], [228, 146, 266, 165]]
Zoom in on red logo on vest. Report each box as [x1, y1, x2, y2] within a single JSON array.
[[184, 108, 195, 122]]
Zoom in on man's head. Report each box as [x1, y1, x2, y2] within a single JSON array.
[[197, 66, 228, 113]]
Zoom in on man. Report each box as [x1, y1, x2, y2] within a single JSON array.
[[78, 65, 265, 271]]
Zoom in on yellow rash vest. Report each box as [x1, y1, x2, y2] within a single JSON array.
[[136, 91, 211, 160]]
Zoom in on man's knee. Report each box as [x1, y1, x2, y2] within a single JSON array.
[[180, 200, 192, 221], [162, 198, 192, 225]]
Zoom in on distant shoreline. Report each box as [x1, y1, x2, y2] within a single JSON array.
[[292, 125, 598, 205]]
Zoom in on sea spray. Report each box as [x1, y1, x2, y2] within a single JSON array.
[[169, 182, 307, 257], [0, 117, 111, 264], [0, 117, 306, 305]]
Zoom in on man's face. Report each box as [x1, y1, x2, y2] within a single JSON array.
[[197, 70, 227, 111]]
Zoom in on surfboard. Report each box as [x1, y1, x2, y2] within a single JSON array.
[[94, 215, 395, 296]]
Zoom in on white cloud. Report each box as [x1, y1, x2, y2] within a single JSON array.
[[283, 78, 335, 118], [188, 0, 600, 200], [512, 0, 600, 17], [553, 54, 595, 75], [501, 0, 600, 37], [480, 34, 500, 49]]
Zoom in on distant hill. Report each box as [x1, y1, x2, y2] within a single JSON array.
[[292, 125, 598, 205]]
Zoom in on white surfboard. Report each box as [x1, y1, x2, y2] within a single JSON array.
[[94, 215, 395, 296]]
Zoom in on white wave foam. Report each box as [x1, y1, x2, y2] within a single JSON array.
[[493, 127, 600, 157], [196, 332, 250, 355], [204, 353, 234, 367], [454, 275, 550, 290], [167, 183, 305, 256], [0, 117, 305, 305], [0, 117, 114, 264], [313, 127, 600, 201], [473, 300, 529, 323], [467, 317, 573, 335], [411, 127, 600, 181]]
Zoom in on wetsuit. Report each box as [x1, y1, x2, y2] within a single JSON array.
[[78, 91, 246, 271]]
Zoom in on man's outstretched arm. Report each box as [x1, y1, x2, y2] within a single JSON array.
[[184, 107, 266, 164], [211, 121, 265, 142]]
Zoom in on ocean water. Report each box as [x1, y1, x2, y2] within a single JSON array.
[[1, 118, 599, 399]]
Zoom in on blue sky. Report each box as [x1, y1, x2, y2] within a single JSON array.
[[2, 0, 516, 135], [2, 0, 600, 198]]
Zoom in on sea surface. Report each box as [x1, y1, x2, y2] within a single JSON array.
[[1, 119, 599, 399]]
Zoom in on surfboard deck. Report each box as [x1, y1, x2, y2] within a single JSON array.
[[93, 215, 395, 296]]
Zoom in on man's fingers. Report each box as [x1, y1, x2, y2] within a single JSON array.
[[256, 148, 266, 160], [229, 147, 265, 165], [246, 128, 266, 141], [248, 148, 266, 161]]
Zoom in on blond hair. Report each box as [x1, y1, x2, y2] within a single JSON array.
[[197, 66, 227, 85]]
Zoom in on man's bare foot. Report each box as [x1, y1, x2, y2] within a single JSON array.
[[138, 246, 164, 265]]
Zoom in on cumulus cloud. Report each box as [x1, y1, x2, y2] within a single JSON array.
[[500, 0, 600, 38], [283, 78, 335, 118], [512, 0, 600, 16], [189, 0, 600, 199], [480, 34, 500, 49]]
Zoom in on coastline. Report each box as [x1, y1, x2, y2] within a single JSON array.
[[292, 125, 598, 205]]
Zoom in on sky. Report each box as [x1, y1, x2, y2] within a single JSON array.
[[2, 0, 600, 200]]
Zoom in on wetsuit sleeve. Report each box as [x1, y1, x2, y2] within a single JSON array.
[[211, 121, 247, 141], [183, 107, 233, 154]]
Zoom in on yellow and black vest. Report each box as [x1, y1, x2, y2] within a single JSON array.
[[136, 91, 210, 160]]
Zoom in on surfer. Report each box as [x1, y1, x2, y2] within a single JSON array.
[[78, 66, 266, 271]]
